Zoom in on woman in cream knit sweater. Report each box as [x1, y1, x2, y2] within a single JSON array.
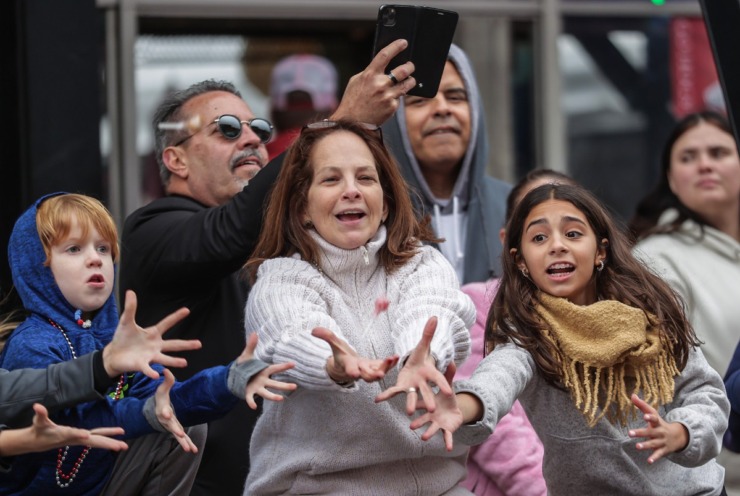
[[242, 119, 475, 495]]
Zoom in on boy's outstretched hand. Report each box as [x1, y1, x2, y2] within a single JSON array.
[[154, 369, 199, 453], [374, 316, 453, 415], [628, 393, 689, 463], [103, 290, 202, 379], [238, 334, 297, 410]]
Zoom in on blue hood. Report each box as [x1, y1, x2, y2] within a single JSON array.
[[8, 193, 119, 342]]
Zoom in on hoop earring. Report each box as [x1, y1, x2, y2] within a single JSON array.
[[597, 260, 605, 272], [520, 267, 530, 278]]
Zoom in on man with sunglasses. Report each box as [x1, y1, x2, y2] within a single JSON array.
[[118, 39, 415, 496]]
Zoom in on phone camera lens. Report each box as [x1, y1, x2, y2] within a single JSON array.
[[382, 7, 396, 27]]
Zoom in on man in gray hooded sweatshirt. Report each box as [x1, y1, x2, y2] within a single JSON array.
[[384, 44, 511, 283]]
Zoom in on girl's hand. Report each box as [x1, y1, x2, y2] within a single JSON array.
[[154, 369, 198, 453], [628, 393, 689, 463], [17, 404, 127, 455], [312, 327, 399, 385], [375, 316, 453, 415], [409, 390, 463, 451], [239, 334, 297, 409], [32, 403, 127, 451]]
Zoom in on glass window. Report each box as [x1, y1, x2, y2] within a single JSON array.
[[559, 15, 723, 221]]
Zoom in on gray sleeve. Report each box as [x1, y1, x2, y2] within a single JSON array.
[[453, 344, 535, 446], [141, 358, 274, 431], [0, 353, 103, 428], [664, 347, 730, 467], [142, 395, 166, 432], [227, 359, 270, 400]]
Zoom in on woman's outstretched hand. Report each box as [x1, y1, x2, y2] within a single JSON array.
[[628, 393, 689, 464], [239, 333, 297, 410], [409, 390, 464, 451], [312, 327, 399, 385], [374, 316, 453, 415]]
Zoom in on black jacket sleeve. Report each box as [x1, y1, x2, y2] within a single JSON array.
[[120, 152, 284, 287]]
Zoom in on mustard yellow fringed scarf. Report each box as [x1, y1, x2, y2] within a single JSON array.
[[535, 293, 680, 427]]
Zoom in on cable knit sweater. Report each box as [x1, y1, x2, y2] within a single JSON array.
[[244, 226, 475, 495]]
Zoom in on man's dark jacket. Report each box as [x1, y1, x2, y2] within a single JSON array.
[[119, 155, 282, 496]]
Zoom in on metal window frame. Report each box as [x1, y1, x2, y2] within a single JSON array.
[[98, 0, 702, 226]]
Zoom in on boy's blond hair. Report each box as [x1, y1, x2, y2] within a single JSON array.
[[36, 194, 119, 265]]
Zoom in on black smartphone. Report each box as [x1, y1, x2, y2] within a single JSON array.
[[700, 0, 740, 149], [372, 4, 459, 98]]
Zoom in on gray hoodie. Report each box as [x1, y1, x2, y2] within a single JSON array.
[[383, 44, 511, 283]]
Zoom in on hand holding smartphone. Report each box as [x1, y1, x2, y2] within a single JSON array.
[[372, 5, 459, 98]]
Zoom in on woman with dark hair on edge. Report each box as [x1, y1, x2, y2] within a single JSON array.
[[243, 119, 475, 495], [630, 110, 740, 494]]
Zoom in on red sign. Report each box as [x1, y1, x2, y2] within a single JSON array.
[[670, 17, 725, 118]]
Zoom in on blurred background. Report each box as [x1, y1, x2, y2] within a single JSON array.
[[0, 0, 726, 299]]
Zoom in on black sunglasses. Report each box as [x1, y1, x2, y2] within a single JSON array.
[[302, 120, 383, 144], [169, 115, 273, 146]]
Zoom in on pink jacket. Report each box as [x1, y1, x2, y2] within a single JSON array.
[[455, 281, 547, 496]]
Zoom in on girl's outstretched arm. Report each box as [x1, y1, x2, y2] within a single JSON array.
[[628, 393, 688, 464]]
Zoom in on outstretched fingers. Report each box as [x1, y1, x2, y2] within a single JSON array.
[[414, 316, 438, 359], [237, 333, 259, 364], [143, 307, 197, 376], [628, 393, 688, 464], [155, 369, 198, 453], [408, 391, 462, 451], [153, 306, 192, 338], [31, 403, 128, 452], [375, 316, 452, 411], [245, 362, 297, 410], [105, 290, 200, 379]]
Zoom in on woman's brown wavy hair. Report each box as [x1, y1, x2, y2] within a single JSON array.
[[245, 119, 435, 282]]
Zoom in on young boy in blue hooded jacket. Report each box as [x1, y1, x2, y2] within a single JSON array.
[[0, 193, 294, 495]]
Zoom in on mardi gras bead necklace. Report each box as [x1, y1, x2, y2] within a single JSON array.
[[47, 318, 124, 488]]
